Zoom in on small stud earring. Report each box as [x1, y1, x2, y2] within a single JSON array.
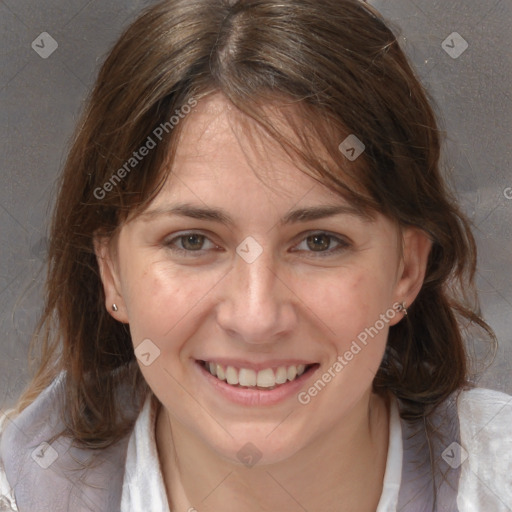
[[401, 301, 408, 316], [112, 304, 118, 312]]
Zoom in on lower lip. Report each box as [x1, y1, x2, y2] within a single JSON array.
[[195, 361, 319, 406]]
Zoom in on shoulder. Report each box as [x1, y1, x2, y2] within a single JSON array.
[[0, 412, 18, 511], [0, 373, 69, 511], [457, 387, 512, 426], [0, 372, 136, 512], [456, 387, 512, 512]]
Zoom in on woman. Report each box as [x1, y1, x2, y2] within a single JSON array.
[[0, 0, 510, 510]]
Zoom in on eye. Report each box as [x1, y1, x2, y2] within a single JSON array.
[[180, 234, 207, 251], [306, 233, 331, 251], [292, 232, 349, 255], [164, 232, 218, 253]]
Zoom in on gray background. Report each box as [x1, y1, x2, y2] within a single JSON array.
[[1, 0, 511, 411]]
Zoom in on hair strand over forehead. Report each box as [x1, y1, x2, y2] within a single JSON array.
[[12, 0, 496, 451]]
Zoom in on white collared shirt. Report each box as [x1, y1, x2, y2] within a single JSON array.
[[119, 395, 405, 511], [120, 395, 170, 512], [120, 389, 512, 512], [2, 388, 512, 511]]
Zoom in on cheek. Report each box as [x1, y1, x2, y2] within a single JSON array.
[[309, 272, 392, 395], [305, 267, 392, 337], [122, 261, 216, 400], [121, 257, 216, 343], [303, 266, 394, 393]]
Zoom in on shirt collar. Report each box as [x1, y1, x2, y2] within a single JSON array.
[[121, 394, 170, 512], [121, 394, 402, 512]]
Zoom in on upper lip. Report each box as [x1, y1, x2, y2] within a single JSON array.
[[196, 358, 317, 372]]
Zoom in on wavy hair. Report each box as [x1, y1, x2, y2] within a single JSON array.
[[13, 0, 495, 448]]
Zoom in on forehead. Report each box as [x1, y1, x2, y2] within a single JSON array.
[[158, 92, 341, 205]]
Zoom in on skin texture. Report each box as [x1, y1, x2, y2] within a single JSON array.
[[95, 92, 432, 511]]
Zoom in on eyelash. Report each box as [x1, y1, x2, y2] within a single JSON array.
[[163, 231, 350, 257], [292, 232, 350, 256]]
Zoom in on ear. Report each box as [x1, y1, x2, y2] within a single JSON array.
[[93, 233, 129, 323], [389, 227, 433, 326]]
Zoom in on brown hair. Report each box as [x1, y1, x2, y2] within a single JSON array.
[[14, 0, 495, 448]]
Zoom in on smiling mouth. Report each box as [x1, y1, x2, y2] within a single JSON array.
[[198, 360, 318, 390]]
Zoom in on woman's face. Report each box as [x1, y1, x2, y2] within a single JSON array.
[[96, 92, 430, 464]]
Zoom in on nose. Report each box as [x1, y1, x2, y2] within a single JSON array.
[[215, 247, 298, 344]]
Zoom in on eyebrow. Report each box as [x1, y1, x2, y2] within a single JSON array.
[[140, 202, 368, 225]]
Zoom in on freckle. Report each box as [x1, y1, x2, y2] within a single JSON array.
[[352, 274, 364, 288]]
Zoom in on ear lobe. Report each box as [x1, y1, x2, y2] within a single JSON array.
[[390, 227, 433, 325], [93, 234, 129, 323]]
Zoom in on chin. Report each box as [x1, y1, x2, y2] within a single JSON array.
[[204, 424, 308, 468]]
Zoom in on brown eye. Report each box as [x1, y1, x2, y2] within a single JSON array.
[[306, 234, 332, 251], [164, 232, 219, 256], [292, 232, 350, 257], [181, 234, 206, 250]]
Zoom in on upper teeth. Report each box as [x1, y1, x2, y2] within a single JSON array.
[[206, 362, 307, 388]]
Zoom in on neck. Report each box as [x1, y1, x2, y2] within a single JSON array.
[[156, 391, 390, 512]]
